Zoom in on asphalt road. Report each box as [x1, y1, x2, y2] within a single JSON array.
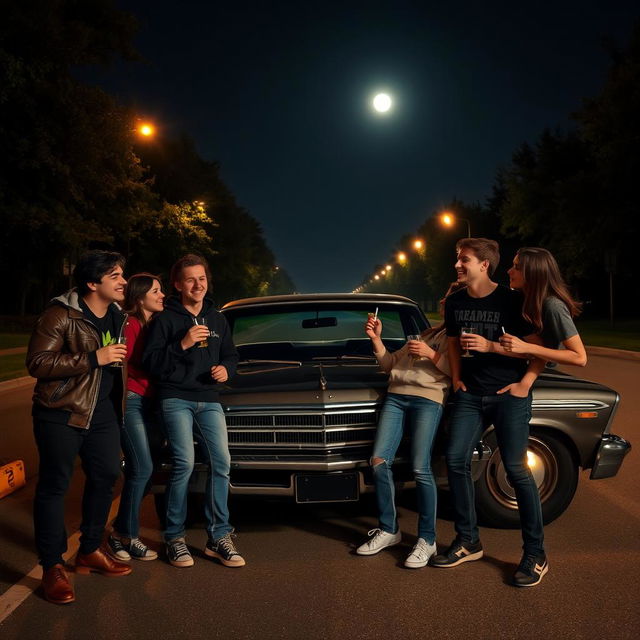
[[0, 353, 638, 639]]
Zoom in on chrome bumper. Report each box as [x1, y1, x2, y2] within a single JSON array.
[[590, 434, 631, 479], [150, 444, 492, 497]]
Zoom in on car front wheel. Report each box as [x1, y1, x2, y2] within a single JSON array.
[[474, 429, 579, 528]]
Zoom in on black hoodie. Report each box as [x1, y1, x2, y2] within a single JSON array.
[[143, 296, 238, 402]]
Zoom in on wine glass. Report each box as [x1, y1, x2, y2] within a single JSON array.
[[193, 316, 208, 348], [460, 327, 475, 358]]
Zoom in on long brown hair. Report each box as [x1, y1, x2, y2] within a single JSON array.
[[516, 248, 582, 332], [123, 273, 163, 325]]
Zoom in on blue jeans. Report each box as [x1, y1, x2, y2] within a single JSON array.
[[161, 398, 232, 541], [446, 390, 544, 555], [113, 392, 155, 538], [372, 393, 443, 544]]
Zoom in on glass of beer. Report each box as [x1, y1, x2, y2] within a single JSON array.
[[407, 334, 427, 363], [110, 336, 127, 367], [193, 317, 208, 348]]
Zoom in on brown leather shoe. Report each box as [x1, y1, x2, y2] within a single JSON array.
[[42, 564, 75, 604], [75, 546, 132, 576]]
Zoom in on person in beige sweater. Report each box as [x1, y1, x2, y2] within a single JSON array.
[[356, 283, 463, 568]]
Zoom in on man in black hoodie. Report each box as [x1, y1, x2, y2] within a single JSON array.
[[143, 254, 243, 568]]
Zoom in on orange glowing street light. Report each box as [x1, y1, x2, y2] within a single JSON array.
[[397, 252, 407, 264], [440, 212, 471, 237], [135, 122, 156, 138], [413, 239, 424, 251]]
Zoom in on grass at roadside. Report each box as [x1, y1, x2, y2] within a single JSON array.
[[576, 318, 640, 351], [0, 333, 30, 349], [0, 353, 28, 382]]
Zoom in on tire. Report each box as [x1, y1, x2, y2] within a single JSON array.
[[475, 429, 578, 528]]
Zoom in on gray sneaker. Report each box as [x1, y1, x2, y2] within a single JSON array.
[[356, 528, 401, 556], [404, 538, 437, 569], [166, 538, 194, 568]]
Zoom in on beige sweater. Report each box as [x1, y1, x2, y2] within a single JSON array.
[[375, 328, 451, 405]]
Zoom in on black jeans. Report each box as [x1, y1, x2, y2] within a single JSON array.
[[33, 418, 121, 569], [445, 390, 544, 555]]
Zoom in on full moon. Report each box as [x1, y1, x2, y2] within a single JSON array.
[[373, 93, 392, 113]]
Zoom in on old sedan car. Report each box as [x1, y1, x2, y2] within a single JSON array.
[[150, 293, 630, 528]]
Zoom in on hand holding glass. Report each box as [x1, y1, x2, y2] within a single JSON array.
[[110, 336, 127, 367], [460, 327, 475, 358], [193, 316, 209, 348], [407, 334, 427, 362]]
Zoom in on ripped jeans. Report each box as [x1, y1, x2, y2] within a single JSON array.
[[371, 392, 443, 544]]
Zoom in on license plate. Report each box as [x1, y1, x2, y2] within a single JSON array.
[[295, 472, 359, 503]]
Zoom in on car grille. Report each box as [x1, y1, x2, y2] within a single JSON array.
[[226, 410, 378, 449]]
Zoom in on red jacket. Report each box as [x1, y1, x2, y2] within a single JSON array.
[[124, 316, 153, 397]]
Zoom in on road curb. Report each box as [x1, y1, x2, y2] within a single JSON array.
[[585, 346, 640, 361], [0, 376, 34, 392]]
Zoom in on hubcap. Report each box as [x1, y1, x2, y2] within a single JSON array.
[[484, 436, 558, 510]]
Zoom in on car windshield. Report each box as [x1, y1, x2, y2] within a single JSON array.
[[223, 302, 430, 362]]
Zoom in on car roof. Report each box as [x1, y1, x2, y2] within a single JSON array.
[[221, 293, 419, 310]]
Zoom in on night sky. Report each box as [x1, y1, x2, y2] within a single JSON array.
[[91, 0, 638, 293]]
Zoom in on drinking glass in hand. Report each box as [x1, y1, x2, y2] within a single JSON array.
[[193, 316, 208, 348], [110, 336, 127, 368], [460, 327, 475, 358], [407, 334, 427, 363]]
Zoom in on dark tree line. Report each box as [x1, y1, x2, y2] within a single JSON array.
[[364, 24, 640, 318], [0, 0, 295, 316]]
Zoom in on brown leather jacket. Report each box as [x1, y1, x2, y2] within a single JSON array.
[[27, 290, 127, 429]]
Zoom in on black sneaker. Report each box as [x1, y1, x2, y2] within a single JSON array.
[[512, 552, 548, 587], [127, 537, 158, 561], [205, 533, 246, 568], [431, 538, 484, 568], [165, 537, 194, 568], [106, 534, 131, 562]]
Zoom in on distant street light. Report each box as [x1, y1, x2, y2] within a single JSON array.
[[413, 239, 424, 251], [440, 212, 471, 237], [397, 252, 407, 264], [135, 121, 156, 138]]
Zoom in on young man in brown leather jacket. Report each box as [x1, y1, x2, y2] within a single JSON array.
[[27, 250, 133, 604]]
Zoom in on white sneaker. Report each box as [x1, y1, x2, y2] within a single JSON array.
[[356, 528, 401, 556], [404, 538, 437, 569]]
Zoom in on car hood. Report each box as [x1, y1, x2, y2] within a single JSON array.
[[220, 361, 388, 408]]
